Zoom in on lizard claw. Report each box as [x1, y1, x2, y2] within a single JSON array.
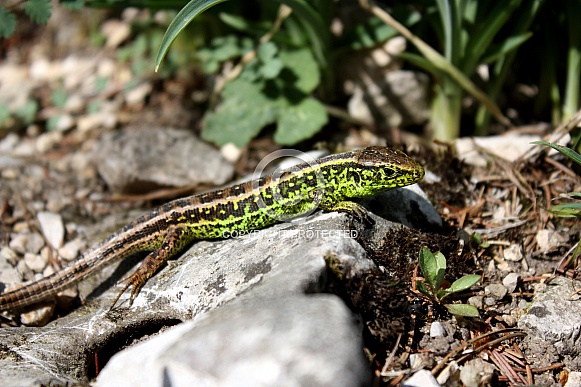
[[109, 272, 146, 310]]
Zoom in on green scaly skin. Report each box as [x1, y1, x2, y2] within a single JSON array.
[[0, 146, 424, 311]]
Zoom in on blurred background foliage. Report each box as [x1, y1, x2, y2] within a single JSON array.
[[1, 0, 579, 147]]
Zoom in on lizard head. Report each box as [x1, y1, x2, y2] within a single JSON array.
[[343, 146, 424, 198]]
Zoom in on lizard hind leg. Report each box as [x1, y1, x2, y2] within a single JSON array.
[[109, 226, 188, 310]]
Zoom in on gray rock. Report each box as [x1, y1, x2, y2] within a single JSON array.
[[502, 273, 520, 293], [459, 358, 496, 387], [92, 128, 234, 193], [485, 283, 507, 300], [37, 211, 65, 249], [430, 321, 445, 337], [348, 70, 431, 128], [518, 277, 581, 356], [467, 295, 484, 309], [358, 183, 442, 231], [402, 369, 439, 387], [0, 211, 385, 386], [565, 371, 581, 387], [96, 296, 367, 387]]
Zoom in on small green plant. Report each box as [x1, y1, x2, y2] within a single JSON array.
[[416, 247, 481, 317], [531, 140, 581, 268]]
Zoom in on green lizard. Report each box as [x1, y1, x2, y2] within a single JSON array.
[[0, 146, 424, 311]]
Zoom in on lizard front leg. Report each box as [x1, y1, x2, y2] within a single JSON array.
[[320, 200, 375, 227], [110, 226, 188, 309]]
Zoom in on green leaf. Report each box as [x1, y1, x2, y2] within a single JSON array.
[[549, 203, 581, 218], [531, 141, 581, 167], [416, 281, 433, 299], [0, 8, 17, 38], [274, 97, 328, 145], [448, 274, 481, 293], [258, 42, 278, 61], [278, 48, 320, 94], [481, 32, 532, 64], [60, 0, 85, 10], [260, 59, 282, 80], [445, 303, 479, 317], [273, 0, 329, 67], [202, 78, 283, 147], [0, 104, 10, 127], [155, 0, 230, 72], [419, 247, 446, 292], [14, 100, 39, 124], [51, 89, 68, 109], [23, 0, 52, 25], [46, 115, 62, 131]]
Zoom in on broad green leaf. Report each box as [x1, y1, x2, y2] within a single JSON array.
[[155, 0, 229, 72], [258, 42, 278, 62], [419, 247, 446, 292], [445, 303, 479, 317], [448, 274, 481, 293], [531, 141, 581, 166], [549, 203, 581, 218], [260, 59, 282, 79], [278, 48, 320, 94], [23, 0, 52, 25], [202, 78, 284, 147], [274, 97, 328, 145], [570, 192, 581, 198], [0, 8, 16, 38]]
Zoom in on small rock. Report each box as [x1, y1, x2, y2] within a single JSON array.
[[484, 297, 497, 306], [10, 233, 44, 255], [101, 19, 131, 48], [0, 246, 18, 262], [125, 82, 152, 105], [565, 371, 581, 387], [503, 244, 523, 261], [455, 135, 541, 167], [24, 252, 47, 273], [485, 284, 507, 300], [430, 321, 445, 337], [348, 71, 430, 127], [403, 369, 440, 387], [93, 128, 234, 193], [518, 277, 581, 357], [460, 358, 496, 387], [20, 303, 55, 327], [36, 131, 64, 153], [58, 238, 86, 261], [54, 114, 75, 132], [37, 211, 65, 249], [77, 111, 117, 132], [12, 221, 30, 233], [8, 234, 28, 254], [468, 295, 484, 309], [0, 256, 20, 284], [536, 229, 567, 252], [501, 314, 517, 327], [220, 143, 243, 163], [502, 273, 520, 293]]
